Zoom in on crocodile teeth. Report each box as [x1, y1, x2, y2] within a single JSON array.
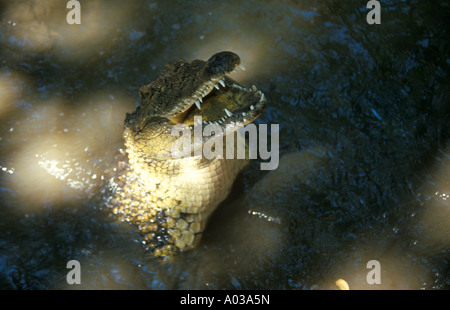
[[219, 79, 225, 87], [250, 105, 255, 110], [195, 100, 201, 110], [260, 93, 265, 102], [224, 108, 233, 117], [252, 85, 257, 92], [198, 96, 203, 103], [214, 84, 220, 90]]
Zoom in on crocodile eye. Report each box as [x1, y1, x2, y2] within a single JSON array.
[[206, 51, 240, 75]]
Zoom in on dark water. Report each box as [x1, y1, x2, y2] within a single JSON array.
[[0, 0, 449, 290]]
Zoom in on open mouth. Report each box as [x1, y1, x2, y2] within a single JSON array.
[[182, 77, 267, 131], [168, 55, 267, 133]]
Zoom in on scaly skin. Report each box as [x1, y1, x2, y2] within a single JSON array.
[[109, 52, 267, 257]]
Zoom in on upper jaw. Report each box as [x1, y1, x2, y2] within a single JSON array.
[[168, 74, 228, 118], [167, 54, 246, 123]]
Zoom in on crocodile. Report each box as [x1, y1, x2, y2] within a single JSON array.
[[108, 51, 267, 258]]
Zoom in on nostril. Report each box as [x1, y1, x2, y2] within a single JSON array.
[[206, 51, 241, 75]]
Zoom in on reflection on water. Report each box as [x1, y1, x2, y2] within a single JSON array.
[[3, 0, 141, 59], [0, 71, 22, 117], [4, 92, 134, 211], [0, 0, 449, 289]]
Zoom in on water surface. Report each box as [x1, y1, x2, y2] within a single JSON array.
[[0, 0, 449, 289]]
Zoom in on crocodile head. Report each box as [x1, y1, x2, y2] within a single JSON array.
[[124, 51, 267, 159], [115, 52, 267, 257]]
